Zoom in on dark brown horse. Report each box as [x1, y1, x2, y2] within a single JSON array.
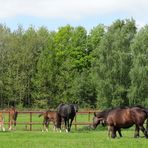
[[39, 110, 57, 132], [92, 106, 148, 138], [56, 104, 78, 132], [92, 108, 123, 137]]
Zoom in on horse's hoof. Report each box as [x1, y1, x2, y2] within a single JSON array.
[[145, 135, 148, 139], [134, 135, 139, 138]]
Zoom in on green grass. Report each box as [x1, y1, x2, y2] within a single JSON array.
[[0, 130, 148, 148]]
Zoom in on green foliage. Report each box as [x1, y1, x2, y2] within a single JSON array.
[[93, 19, 137, 108], [129, 25, 148, 106], [0, 19, 148, 109]]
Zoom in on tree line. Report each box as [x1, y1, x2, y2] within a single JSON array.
[[0, 19, 148, 109]]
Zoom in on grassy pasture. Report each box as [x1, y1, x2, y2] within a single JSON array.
[[1, 112, 148, 148], [0, 130, 148, 148]]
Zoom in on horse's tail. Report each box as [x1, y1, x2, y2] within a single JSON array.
[[140, 107, 148, 133], [14, 111, 18, 126], [143, 108, 148, 133], [56, 112, 62, 129], [146, 117, 148, 133]]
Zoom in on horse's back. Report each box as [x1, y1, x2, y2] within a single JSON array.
[[47, 111, 57, 120], [107, 107, 147, 128], [107, 108, 134, 128], [57, 104, 77, 118]]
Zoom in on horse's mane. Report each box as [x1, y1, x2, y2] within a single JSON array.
[[95, 106, 129, 118]]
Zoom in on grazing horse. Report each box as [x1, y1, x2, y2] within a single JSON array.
[[0, 112, 5, 131], [92, 108, 123, 137], [56, 104, 78, 132], [39, 110, 57, 132], [92, 106, 148, 138], [7, 107, 18, 130]]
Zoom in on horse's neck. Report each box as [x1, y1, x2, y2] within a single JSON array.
[[101, 110, 110, 119]]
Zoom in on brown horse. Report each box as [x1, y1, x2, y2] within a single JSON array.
[[92, 106, 148, 138], [92, 108, 123, 137], [7, 107, 18, 130], [0, 112, 5, 131], [39, 110, 57, 132]]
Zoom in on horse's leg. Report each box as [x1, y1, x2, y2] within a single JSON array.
[[68, 117, 74, 132], [13, 121, 16, 130], [45, 122, 49, 132], [64, 118, 68, 133], [108, 126, 111, 137], [8, 120, 12, 130], [12, 119, 16, 130], [134, 125, 140, 138], [42, 124, 45, 132], [53, 121, 56, 131], [56, 114, 62, 132], [139, 125, 148, 138], [0, 124, 1, 131], [110, 126, 116, 138], [2, 124, 5, 131], [42, 118, 46, 132], [117, 128, 122, 137], [1, 121, 5, 132]]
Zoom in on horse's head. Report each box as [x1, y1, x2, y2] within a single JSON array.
[[91, 112, 105, 129], [74, 104, 78, 112]]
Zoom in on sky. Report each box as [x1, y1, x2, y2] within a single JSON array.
[[0, 0, 147, 31]]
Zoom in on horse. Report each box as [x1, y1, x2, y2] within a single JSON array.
[[7, 107, 18, 130], [56, 103, 78, 132], [92, 106, 148, 138], [92, 108, 123, 137], [0, 112, 5, 131], [39, 110, 57, 132]]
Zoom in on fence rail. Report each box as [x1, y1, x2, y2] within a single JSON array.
[[1, 110, 98, 131]]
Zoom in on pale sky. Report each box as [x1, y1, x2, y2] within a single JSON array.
[[0, 0, 147, 31]]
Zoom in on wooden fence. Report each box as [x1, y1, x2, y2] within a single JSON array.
[[1, 111, 97, 131]]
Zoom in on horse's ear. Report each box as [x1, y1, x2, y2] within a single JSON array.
[[94, 112, 96, 116]]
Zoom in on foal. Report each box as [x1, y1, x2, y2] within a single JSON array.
[[39, 110, 57, 132], [0, 112, 5, 131], [8, 107, 18, 130]]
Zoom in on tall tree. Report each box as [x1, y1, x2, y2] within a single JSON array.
[[32, 30, 57, 108], [93, 19, 136, 108], [0, 24, 12, 107], [129, 25, 148, 105]]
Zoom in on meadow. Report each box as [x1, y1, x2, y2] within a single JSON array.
[[0, 129, 148, 148], [0, 112, 148, 148]]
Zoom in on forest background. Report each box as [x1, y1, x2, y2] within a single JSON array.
[[0, 19, 148, 109]]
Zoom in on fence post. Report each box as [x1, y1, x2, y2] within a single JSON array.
[[8, 111, 10, 129], [30, 112, 32, 131], [74, 114, 77, 130], [88, 112, 90, 122]]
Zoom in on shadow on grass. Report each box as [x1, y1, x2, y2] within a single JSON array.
[[0, 130, 10, 133], [75, 125, 107, 133]]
